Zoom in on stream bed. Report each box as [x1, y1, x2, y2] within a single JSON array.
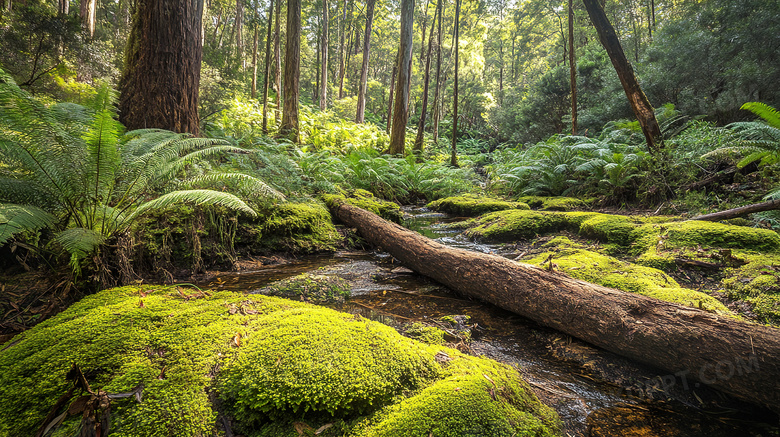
[[196, 207, 779, 437]]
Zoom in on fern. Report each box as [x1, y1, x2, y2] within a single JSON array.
[[721, 102, 780, 168], [0, 204, 57, 245]]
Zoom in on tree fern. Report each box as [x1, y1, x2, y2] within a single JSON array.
[[723, 102, 780, 168], [0, 204, 57, 245]]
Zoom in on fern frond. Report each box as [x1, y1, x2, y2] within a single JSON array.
[[54, 227, 105, 259], [182, 173, 285, 200], [0, 203, 57, 245], [742, 102, 780, 129], [123, 189, 257, 225]]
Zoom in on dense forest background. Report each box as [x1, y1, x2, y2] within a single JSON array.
[[3, 0, 779, 143]]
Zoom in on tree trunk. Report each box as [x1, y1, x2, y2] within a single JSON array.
[[387, 0, 414, 156], [338, 0, 353, 99], [279, 0, 300, 143], [251, 22, 259, 99], [431, 0, 443, 144], [582, 0, 662, 153], [450, 0, 460, 167], [119, 0, 204, 136], [692, 199, 780, 222], [261, 0, 274, 133], [328, 200, 780, 414], [80, 0, 96, 37], [319, 0, 329, 111], [413, 0, 439, 156], [386, 54, 397, 134], [273, 0, 282, 124], [568, 0, 577, 135], [236, 0, 244, 69], [355, 0, 376, 123], [58, 0, 68, 15]]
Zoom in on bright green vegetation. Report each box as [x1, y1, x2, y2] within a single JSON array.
[[0, 287, 561, 437], [255, 273, 351, 304], [249, 202, 342, 253], [402, 323, 447, 345], [427, 195, 530, 216], [516, 196, 589, 211], [322, 189, 404, 223], [525, 241, 731, 314]]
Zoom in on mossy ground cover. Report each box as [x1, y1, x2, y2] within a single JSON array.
[[516, 196, 588, 211], [0, 287, 561, 437], [322, 189, 403, 223], [461, 209, 780, 324], [427, 195, 530, 216]]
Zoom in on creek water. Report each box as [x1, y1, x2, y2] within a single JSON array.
[[197, 207, 778, 437]]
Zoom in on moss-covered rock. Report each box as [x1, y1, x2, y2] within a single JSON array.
[[255, 273, 351, 304], [517, 196, 588, 211], [463, 210, 598, 241], [250, 201, 342, 253], [525, 246, 731, 314], [401, 323, 447, 345], [0, 287, 561, 437], [323, 189, 403, 223], [427, 195, 530, 216]]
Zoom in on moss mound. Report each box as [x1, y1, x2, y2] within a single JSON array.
[[463, 210, 598, 241], [525, 246, 731, 314], [250, 201, 342, 253], [254, 273, 351, 304], [517, 196, 587, 211], [427, 195, 530, 216], [323, 189, 403, 223], [0, 287, 560, 437]]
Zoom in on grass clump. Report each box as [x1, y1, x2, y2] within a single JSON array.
[[254, 273, 351, 304], [427, 195, 530, 216], [525, 246, 731, 314], [322, 189, 403, 223]]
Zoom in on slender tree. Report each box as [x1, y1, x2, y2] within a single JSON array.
[[355, 0, 377, 123], [450, 0, 460, 167], [338, 0, 353, 99], [320, 0, 329, 110], [413, 0, 439, 155], [273, 0, 282, 123], [119, 0, 204, 135], [250, 9, 259, 98], [386, 52, 398, 134], [388, 0, 415, 155], [431, 0, 444, 143], [80, 0, 96, 37], [582, 0, 662, 153], [236, 0, 244, 69], [279, 0, 301, 143], [568, 0, 577, 134], [262, 0, 274, 132]]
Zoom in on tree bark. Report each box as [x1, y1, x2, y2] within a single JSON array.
[[329, 200, 780, 413], [338, 0, 353, 99], [450, 0, 460, 167], [582, 0, 662, 153], [273, 0, 282, 124], [413, 0, 438, 156], [236, 0, 244, 69], [279, 0, 300, 143], [261, 0, 274, 133], [692, 199, 780, 222], [251, 20, 259, 99], [355, 0, 376, 123], [385, 54, 397, 134], [568, 0, 577, 135], [119, 0, 204, 136], [431, 0, 444, 144], [319, 0, 329, 111], [80, 0, 96, 37], [387, 0, 415, 156]]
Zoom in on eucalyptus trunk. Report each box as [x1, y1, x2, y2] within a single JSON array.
[[387, 0, 415, 155], [413, 0, 439, 155], [569, 0, 577, 135], [119, 0, 204, 136], [279, 0, 301, 143], [273, 0, 282, 124], [261, 0, 274, 133], [355, 0, 377, 123], [320, 0, 329, 111], [450, 0, 460, 167]]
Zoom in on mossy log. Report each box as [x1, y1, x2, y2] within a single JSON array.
[[692, 199, 780, 222], [329, 201, 780, 412]]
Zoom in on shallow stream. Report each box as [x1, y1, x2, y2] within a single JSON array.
[[196, 207, 778, 437]]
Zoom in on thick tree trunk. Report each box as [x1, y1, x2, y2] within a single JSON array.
[[568, 0, 577, 135], [279, 0, 300, 143], [387, 0, 414, 156], [261, 0, 274, 133], [582, 0, 662, 153], [692, 199, 780, 222], [413, 0, 438, 156], [319, 0, 329, 111], [119, 0, 204, 135], [450, 0, 460, 167], [329, 201, 780, 413], [80, 0, 96, 37], [355, 0, 376, 123]]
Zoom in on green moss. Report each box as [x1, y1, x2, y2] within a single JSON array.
[[0, 287, 561, 437], [463, 211, 594, 241], [516, 196, 587, 211], [322, 189, 403, 223], [746, 293, 780, 325], [251, 202, 342, 253], [350, 356, 561, 437], [662, 220, 780, 252], [579, 214, 639, 245], [427, 195, 530, 216], [525, 248, 731, 314], [256, 273, 351, 304], [402, 323, 446, 345]]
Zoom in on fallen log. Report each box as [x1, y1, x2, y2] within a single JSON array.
[[329, 200, 780, 413], [692, 198, 780, 222]]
